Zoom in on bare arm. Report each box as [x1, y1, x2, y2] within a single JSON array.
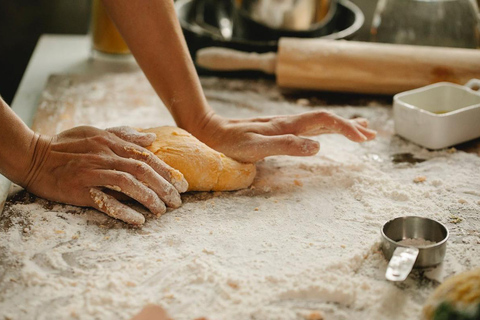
[[101, 0, 212, 133], [102, 0, 376, 162], [0, 97, 39, 185]]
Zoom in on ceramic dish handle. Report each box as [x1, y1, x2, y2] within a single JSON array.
[[465, 79, 480, 91]]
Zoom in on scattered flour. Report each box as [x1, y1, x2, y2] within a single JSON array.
[[1, 74, 479, 320]]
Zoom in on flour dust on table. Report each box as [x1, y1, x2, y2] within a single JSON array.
[[1, 74, 479, 320]]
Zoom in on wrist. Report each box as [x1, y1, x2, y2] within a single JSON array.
[[178, 108, 216, 138], [0, 98, 52, 188], [0, 127, 33, 186], [20, 134, 52, 190], [185, 111, 230, 152]]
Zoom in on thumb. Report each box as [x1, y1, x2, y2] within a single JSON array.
[[106, 126, 156, 147]]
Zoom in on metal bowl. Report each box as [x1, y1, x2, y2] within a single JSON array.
[[239, 0, 337, 31], [381, 216, 449, 268], [235, 0, 338, 41], [176, 0, 364, 57]]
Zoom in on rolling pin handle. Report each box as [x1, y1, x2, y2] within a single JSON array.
[[196, 47, 277, 74]]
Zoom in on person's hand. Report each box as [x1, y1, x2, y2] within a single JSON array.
[[193, 111, 377, 163], [21, 126, 188, 225]]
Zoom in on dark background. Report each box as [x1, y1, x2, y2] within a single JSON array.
[[0, 0, 377, 105]]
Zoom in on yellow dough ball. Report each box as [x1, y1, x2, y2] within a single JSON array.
[[143, 126, 256, 192]]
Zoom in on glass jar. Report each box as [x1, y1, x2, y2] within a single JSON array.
[[90, 0, 130, 55], [370, 0, 480, 48]]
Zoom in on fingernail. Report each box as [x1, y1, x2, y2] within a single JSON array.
[[169, 194, 182, 209], [170, 170, 188, 193], [152, 199, 167, 216], [124, 208, 147, 225], [173, 179, 189, 193], [142, 132, 156, 144], [304, 140, 320, 154], [145, 132, 156, 139]]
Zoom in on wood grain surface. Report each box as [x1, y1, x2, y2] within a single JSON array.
[[31, 72, 174, 136], [277, 39, 480, 94], [3, 74, 480, 320]]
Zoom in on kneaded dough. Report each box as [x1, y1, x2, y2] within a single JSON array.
[[142, 126, 256, 192]]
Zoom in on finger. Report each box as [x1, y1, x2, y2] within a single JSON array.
[[268, 111, 371, 142], [106, 126, 156, 147], [99, 171, 167, 216], [113, 158, 182, 208], [349, 118, 377, 140], [89, 188, 145, 225], [247, 134, 320, 161], [257, 111, 338, 136], [354, 124, 377, 140], [110, 142, 188, 193], [352, 117, 369, 128]]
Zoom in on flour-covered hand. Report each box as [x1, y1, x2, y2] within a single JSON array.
[[22, 126, 188, 225], [193, 111, 377, 163]]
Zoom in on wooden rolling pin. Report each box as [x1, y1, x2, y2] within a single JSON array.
[[196, 39, 480, 94]]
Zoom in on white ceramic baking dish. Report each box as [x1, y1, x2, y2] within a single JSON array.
[[393, 79, 480, 149]]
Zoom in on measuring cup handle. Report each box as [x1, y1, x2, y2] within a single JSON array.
[[385, 247, 419, 282], [465, 79, 480, 91]]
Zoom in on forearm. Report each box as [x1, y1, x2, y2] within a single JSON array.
[[0, 97, 45, 186], [101, 0, 213, 134]]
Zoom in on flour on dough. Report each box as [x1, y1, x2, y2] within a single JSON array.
[[143, 127, 256, 192]]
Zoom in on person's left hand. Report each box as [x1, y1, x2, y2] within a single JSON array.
[[22, 126, 187, 225], [192, 111, 377, 163]]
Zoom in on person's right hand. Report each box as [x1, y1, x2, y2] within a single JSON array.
[[191, 111, 377, 163], [20, 126, 188, 225]]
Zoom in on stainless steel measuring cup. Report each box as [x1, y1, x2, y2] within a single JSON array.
[[381, 216, 449, 282]]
